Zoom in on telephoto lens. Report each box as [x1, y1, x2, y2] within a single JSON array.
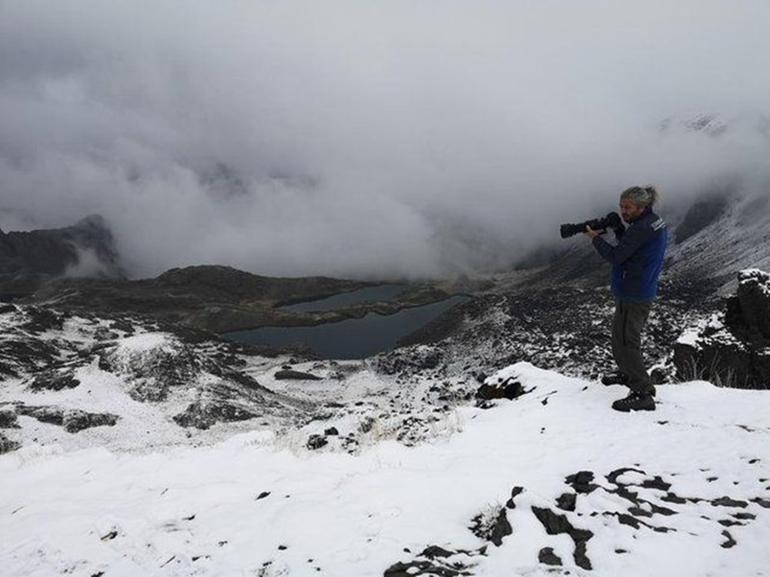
[[559, 212, 622, 239]]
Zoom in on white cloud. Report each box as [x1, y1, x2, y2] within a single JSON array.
[[1, 0, 769, 279]]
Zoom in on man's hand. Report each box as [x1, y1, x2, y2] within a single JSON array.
[[584, 225, 602, 239]]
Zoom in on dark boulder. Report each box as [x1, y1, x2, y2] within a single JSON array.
[[566, 471, 598, 494], [531, 506, 593, 570], [0, 410, 19, 429], [505, 486, 525, 509], [556, 493, 577, 512], [476, 377, 526, 401], [538, 547, 562, 566], [173, 401, 258, 430], [17, 405, 64, 425], [306, 434, 328, 450], [16, 405, 119, 432], [374, 346, 444, 377], [28, 371, 81, 392], [0, 433, 20, 454], [274, 369, 322, 381], [62, 410, 119, 433], [727, 269, 770, 340], [673, 269, 770, 388], [469, 506, 512, 547]]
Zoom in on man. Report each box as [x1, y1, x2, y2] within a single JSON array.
[[585, 186, 668, 412]]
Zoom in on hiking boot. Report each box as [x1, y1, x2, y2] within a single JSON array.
[[611, 391, 655, 412], [601, 371, 629, 386]]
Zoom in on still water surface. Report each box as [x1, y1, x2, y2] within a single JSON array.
[[227, 294, 468, 359]]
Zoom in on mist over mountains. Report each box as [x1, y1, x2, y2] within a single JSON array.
[[1, 1, 769, 280]]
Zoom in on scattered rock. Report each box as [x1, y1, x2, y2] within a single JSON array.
[[566, 471, 598, 494], [732, 512, 756, 520], [383, 545, 484, 577], [505, 486, 524, 509], [711, 496, 749, 508], [721, 530, 737, 549], [15, 405, 119, 432], [173, 401, 258, 430], [16, 405, 64, 426], [359, 416, 375, 433], [718, 519, 745, 527], [538, 547, 562, 566], [531, 506, 593, 570], [274, 370, 322, 381], [475, 377, 527, 401], [0, 304, 17, 314], [28, 371, 81, 392], [661, 492, 687, 505], [21, 307, 65, 333], [0, 433, 20, 454], [307, 434, 328, 450], [469, 506, 512, 547], [641, 476, 672, 491], [62, 410, 119, 433], [556, 493, 577, 512], [420, 546, 453, 559], [0, 410, 19, 429], [374, 345, 443, 377]]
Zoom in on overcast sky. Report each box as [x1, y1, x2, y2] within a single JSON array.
[[1, 0, 769, 280]]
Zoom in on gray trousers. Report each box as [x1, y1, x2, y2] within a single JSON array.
[[612, 299, 653, 394]]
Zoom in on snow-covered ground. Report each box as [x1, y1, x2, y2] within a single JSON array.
[[2, 362, 768, 577]]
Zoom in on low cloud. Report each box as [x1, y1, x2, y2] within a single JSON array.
[[1, 0, 769, 279]]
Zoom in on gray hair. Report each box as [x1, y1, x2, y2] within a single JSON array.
[[620, 185, 659, 208]]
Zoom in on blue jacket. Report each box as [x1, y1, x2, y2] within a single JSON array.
[[592, 208, 667, 301]]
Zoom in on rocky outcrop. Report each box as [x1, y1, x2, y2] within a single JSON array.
[[15, 405, 119, 433], [28, 371, 81, 392], [172, 400, 260, 430], [0, 215, 123, 292], [673, 269, 770, 388], [476, 376, 527, 402], [0, 433, 20, 454], [469, 506, 512, 547], [0, 306, 317, 450], [674, 190, 732, 244], [0, 409, 19, 428], [22, 264, 448, 334]]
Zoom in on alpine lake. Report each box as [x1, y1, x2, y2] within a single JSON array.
[[224, 284, 469, 359]]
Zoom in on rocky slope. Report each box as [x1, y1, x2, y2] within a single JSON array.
[[0, 302, 478, 456], [0, 215, 122, 291], [0, 217, 455, 334], [20, 265, 452, 333]]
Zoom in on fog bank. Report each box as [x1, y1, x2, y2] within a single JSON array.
[[1, 1, 769, 279]]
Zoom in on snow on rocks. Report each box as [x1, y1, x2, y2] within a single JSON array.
[[674, 269, 770, 388], [0, 306, 319, 453], [2, 362, 768, 576]]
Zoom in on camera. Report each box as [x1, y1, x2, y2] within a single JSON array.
[[560, 212, 623, 239]]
